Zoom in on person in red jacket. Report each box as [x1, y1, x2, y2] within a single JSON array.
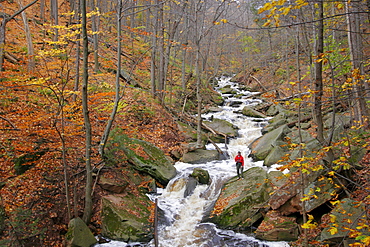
[[234, 151, 244, 179]]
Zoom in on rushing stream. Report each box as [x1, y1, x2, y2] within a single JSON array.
[[97, 76, 290, 247]]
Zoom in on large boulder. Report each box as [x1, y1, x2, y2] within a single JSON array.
[[241, 106, 267, 118], [98, 176, 129, 194], [320, 198, 366, 244], [219, 86, 237, 95], [209, 167, 271, 229], [190, 168, 210, 184], [249, 124, 291, 161], [266, 103, 286, 116], [255, 211, 299, 241], [105, 130, 176, 186], [203, 118, 239, 138], [268, 170, 338, 216], [101, 193, 153, 242], [181, 149, 220, 164], [65, 217, 97, 247]]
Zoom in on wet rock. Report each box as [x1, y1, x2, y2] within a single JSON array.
[[241, 106, 267, 118], [209, 167, 271, 229], [255, 211, 299, 241], [181, 149, 220, 164], [203, 118, 239, 138], [190, 168, 210, 184], [219, 86, 237, 95], [208, 106, 224, 113], [184, 177, 198, 197]]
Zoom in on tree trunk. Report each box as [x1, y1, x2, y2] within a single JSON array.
[[150, 1, 158, 98], [346, 0, 369, 127], [99, 0, 123, 157], [0, 0, 38, 71], [313, 0, 324, 144], [73, 0, 81, 102], [158, 0, 165, 104], [50, 0, 59, 41], [18, 0, 35, 72], [81, 0, 93, 225], [91, 0, 100, 72]]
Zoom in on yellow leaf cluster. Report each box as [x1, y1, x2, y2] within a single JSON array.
[[301, 214, 317, 229]]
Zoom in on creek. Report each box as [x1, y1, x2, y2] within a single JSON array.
[[97, 76, 290, 247]]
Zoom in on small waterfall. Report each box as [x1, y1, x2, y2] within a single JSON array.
[[97, 76, 289, 247]]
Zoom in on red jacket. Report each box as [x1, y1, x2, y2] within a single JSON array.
[[235, 154, 244, 166]]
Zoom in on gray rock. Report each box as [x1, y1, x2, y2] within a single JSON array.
[[190, 168, 210, 184], [266, 104, 285, 116], [203, 118, 239, 138], [209, 167, 271, 229], [241, 106, 267, 118], [208, 106, 224, 112], [105, 132, 176, 186], [321, 198, 366, 244], [181, 149, 220, 164], [65, 218, 97, 247], [101, 194, 153, 242], [184, 177, 198, 197], [255, 211, 299, 241], [264, 145, 286, 166], [249, 125, 291, 161]]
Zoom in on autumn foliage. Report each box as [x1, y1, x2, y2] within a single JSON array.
[[0, 1, 186, 246]]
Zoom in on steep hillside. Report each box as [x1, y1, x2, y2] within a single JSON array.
[[0, 1, 189, 245]]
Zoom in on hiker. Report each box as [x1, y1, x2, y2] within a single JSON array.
[[234, 151, 244, 179]]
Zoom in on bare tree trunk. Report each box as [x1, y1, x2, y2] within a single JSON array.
[[0, 0, 38, 71], [50, 0, 59, 41], [73, 0, 81, 102], [313, 0, 324, 144], [150, 1, 158, 98], [40, 0, 45, 21], [91, 0, 100, 72], [346, 0, 369, 127], [17, 0, 35, 72], [158, 0, 165, 104], [81, 0, 93, 224], [181, 15, 190, 91], [99, 0, 123, 157]]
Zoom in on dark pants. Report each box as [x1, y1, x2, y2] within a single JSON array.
[[236, 162, 243, 178]]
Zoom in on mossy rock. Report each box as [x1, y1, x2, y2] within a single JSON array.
[[241, 106, 267, 118], [13, 150, 47, 175], [105, 130, 176, 186], [209, 167, 271, 229], [101, 193, 153, 242], [190, 168, 210, 184], [65, 217, 97, 247]]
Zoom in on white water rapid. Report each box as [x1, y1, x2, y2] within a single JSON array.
[[97, 76, 290, 247]]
